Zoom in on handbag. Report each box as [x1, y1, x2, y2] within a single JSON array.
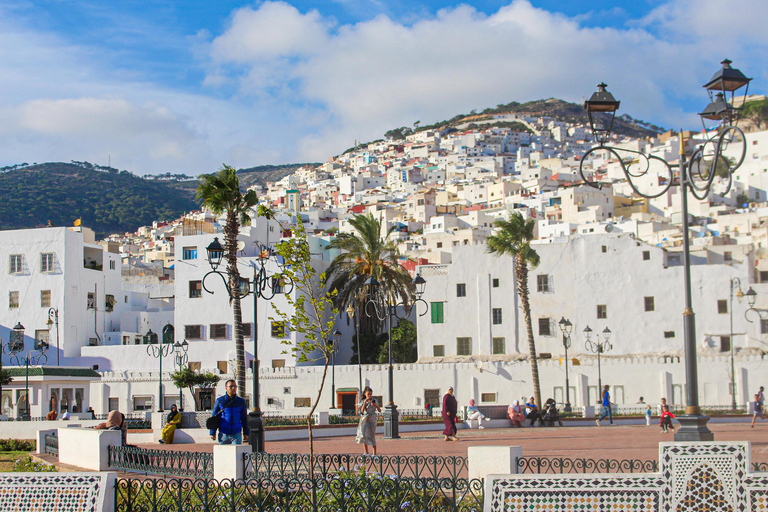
[[206, 396, 235, 430]]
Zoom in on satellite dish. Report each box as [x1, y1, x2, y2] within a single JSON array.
[[605, 224, 614, 233], [473, 360, 483, 372], [757, 247, 768, 259], [237, 240, 246, 251]]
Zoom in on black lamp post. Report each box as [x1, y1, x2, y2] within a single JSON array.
[[364, 274, 427, 439], [47, 308, 59, 366], [728, 279, 745, 412], [329, 329, 342, 409], [580, 60, 752, 441], [7, 323, 47, 420], [203, 237, 293, 453], [346, 303, 363, 401], [173, 339, 189, 410], [584, 326, 611, 400], [558, 317, 573, 412], [146, 328, 172, 412]]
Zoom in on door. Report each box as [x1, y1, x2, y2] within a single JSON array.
[[424, 389, 440, 413], [341, 394, 357, 414]]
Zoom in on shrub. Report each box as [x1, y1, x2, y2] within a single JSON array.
[[12, 456, 58, 472], [0, 439, 36, 452]]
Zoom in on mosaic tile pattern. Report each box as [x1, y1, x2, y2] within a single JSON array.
[[489, 442, 768, 512], [0, 473, 102, 512]]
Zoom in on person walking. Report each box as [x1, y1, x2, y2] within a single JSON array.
[[751, 387, 766, 428], [442, 387, 458, 441], [659, 405, 676, 433], [596, 385, 613, 426], [355, 386, 381, 455], [209, 380, 249, 445], [466, 399, 487, 429], [160, 404, 181, 444], [645, 405, 652, 426]]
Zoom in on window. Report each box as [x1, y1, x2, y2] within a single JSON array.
[[9, 291, 19, 309], [185, 325, 202, 339], [492, 308, 503, 325], [87, 292, 96, 310], [9, 254, 22, 274], [272, 359, 286, 368], [664, 331, 676, 338], [271, 276, 284, 294], [719, 336, 731, 352], [217, 361, 228, 374], [602, 246, 607, 253], [537, 275, 550, 292], [271, 322, 286, 338], [133, 396, 153, 411], [433, 345, 445, 357], [431, 302, 444, 323], [492, 278, 499, 288], [436, 242, 443, 248], [242, 323, 252, 337], [109, 260, 116, 270], [294, 397, 311, 407], [40, 253, 54, 273], [41, 290, 51, 308], [481, 393, 497, 403], [597, 304, 607, 319], [105, 294, 115, 312], [34, 330, 49, 351], [492, 337, 505, 355], [210, 324, 227, 339], [724, 251, 732, 262], [189, 280, 202, 298], [644, 297, 654, 312], [642, 251, 650, 260], [538, 318, 552, 336], [761, 319, 768, 334], [456, 337, 471, 356], [456, 283, 466, 297], [717, 300, 728, 314], [182, 247, 198, 260]]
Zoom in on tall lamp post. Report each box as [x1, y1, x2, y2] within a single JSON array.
[[146, 328, 172, 412], [328, 329, 341, 409], [47, 308, 59, 366], [364, 274, 427, 439], [558, 317, 573, 412], [203, 237, 293, 453], [7, 323, 48, 421], [173, 339, 189, 410], [729, 278, 745, 411], [580, 59, 752, 441], [584, 326, 612, 400], [346, 303, 363, 400]]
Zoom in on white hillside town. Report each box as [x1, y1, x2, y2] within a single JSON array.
[[3, 98, 768, 423]]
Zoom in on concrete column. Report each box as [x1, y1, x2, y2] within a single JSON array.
[[468, 445, 522, 480], [738, 367, 749, 406], [151, 412, 164, 431], [213, 444, 252, 481], [583, 406, 595, 419]]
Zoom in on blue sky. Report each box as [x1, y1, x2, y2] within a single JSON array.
[[0, 0, 765, 175]]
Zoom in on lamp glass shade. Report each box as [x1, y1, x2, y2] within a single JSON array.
[[602, 327, 612, 342], [206, 238, 225, 270], [413, 274, 427, 297], [584, 83, 620, 145]]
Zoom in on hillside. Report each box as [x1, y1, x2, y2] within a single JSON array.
[[0, 163, 200, 237], [236, 163, 316, 189]]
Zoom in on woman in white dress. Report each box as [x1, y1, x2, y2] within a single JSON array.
[[355, 386, 381, 455]]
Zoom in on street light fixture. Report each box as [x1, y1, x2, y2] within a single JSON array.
[[173, 339, 189, 410], [728, 278, 745, 412], [7, 323, 47, 420], [364, 274, 428, 439], [203, 238, 293, 453], [328, 329, 342, 409], [146, 328, 172, 412], [346, 302, 363, 401], [46, 308, 59, 366], [584, 326, 612, 400], [580, 59, 752, 442], [558, 317, 573, 412]]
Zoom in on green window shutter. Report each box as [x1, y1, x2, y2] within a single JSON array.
[[431, 302, 444, 324]]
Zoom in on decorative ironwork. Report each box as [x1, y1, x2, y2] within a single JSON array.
[[44, 433, 58, 456], [114, 476, 483, 512], [518, 457, 659, 474], [108, 446, 213, 479]]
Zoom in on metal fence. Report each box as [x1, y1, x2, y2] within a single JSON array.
[[108, 445, 213, 478], [518, 457, 659, 473], [114, 477, 483, 512], [244, 453, 470, 481], [44, 433, 58, 457]]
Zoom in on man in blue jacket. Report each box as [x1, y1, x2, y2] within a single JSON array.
[[209, 380, 250, 445]]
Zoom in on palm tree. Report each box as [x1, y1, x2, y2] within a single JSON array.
[[197, 164, 259, 397], [487, 212, 543, 408], [326, 213, 414, 335]]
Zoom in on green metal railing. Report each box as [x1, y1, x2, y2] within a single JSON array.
[[108, 446, 213, 478], [115, 476, 483, 511]]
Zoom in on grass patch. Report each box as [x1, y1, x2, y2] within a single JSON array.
[[0, 451, 31, 472]]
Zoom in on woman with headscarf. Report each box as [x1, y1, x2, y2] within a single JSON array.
[[160, 404, 181, 444], [442, 387, 458, 441], [507, 400, 525, 427], [95, 410, 127, 445]]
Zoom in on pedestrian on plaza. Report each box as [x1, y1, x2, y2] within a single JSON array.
[[659, 405, 675, 433], [209, 380, 249, 445], [645, 405, 652, 426], [596, 385, 613, 426], [60, 410, 70, 421], [442, 387, 458, 441], [87, 406, 96, 419], [159, 404, 181, 444], [355, 386, 381, 455], [466, 399, 487, 429], [45, 409, 58, 421], [637, 397, 645, 404], [95, 410, 127, 445], [525, 396, 544, 427], [507, 400, 525, 427], [658, 397, 667, 415], [751, 387, 767, 428]]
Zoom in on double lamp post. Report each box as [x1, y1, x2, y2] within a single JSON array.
[[1, 323, 47, 420]]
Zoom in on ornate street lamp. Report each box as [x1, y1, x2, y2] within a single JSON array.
[[346, 302, 363, 401], [46, 308, 59, 366], [580, 60, 752, 441], [203, 238, 293, 453], [173, 339, 189, 410], [728, 279, 745, 412], [364, 274, 428, 439], [584, 83, 620, 146], [584, 326, 612, 399], [146, 328, 172, 412], [7, 323, 47, 421], [558, 317, 573, 412]]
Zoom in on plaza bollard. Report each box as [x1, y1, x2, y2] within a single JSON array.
[[468, 445, 522, 481], [213, 444, 252, 481], [317, 411, 330, 426], [583, 405, 596, 419]]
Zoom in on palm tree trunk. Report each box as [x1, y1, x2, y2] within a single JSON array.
[[517, 259, 542, 408], [225, 213, 246, 397]]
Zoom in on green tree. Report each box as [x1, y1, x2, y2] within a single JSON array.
[[0, 369, 12, 386], [486, 212, 542, 407], [170, 368, 220, 408], [349, 332, 386, 365], [377, 319, 417, 364], [197, 164, 268, 396], [272, 217, 339, 476], [326, 213, 415, 337]]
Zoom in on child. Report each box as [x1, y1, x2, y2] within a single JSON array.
[[659, 405, 675, 433], [645, 404, 652, 426]]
